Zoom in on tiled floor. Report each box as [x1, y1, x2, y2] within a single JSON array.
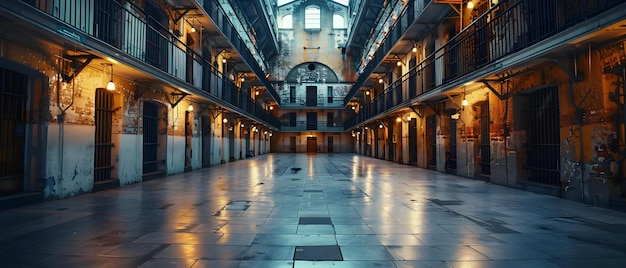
[[1, 153, 626, 267]]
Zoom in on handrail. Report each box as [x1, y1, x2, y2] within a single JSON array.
[[346, 0, 623, 129], [19, 0, 280, 128]]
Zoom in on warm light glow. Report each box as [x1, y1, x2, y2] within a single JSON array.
[[396, 61, 402, 67], [378, 78, 384, 84], [379, 124, 383, 129], [352, 106, 356, 110], [264, 131, 268, 134], [269, 132, 273, 137], [407, 115, 411, 120], [240, 123, 244, 128], [365, 90, 370, 96], [255, 90, 260, 96], [222, 58, 227, 63], [467, 1, 474, 9], [396, 117, 402, 123], [223, 118, 228, 123], [187, 104, 193, 111], [462, 98, 469, 106], [464, 81, 474, 86], [240, 77, 245, 82], [191, 27, 196, 33], [106, 80, 115, 91], [412, 46, 417, 53], [269, 106, 274, 110]]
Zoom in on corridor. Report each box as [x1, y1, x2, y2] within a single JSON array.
[[1, 153, 625, 268]]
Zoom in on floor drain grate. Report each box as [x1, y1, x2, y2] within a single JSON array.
[[225, 200, 252, 210], [294, 246, 343, 261], [299, 217, 332, 225]]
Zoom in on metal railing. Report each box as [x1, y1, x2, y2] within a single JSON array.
[[280, 97, 345, 108], [200, 0, 280, 103], [280, 121, 344, 132], [20, 0, 280, 128], [347, 0, 622, 129]]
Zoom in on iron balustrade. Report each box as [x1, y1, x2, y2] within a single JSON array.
[[279, 121, 345, 132], [280, 97, 346, 108], [347, 0, 622, 129], [200, 0, 280, 103], [20, 0, 280, 128]]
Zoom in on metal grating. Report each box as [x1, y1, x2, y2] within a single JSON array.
[[525, 86, 560, 186], [294, 246, 343, 261], [299, 217, 332, 225], [479, 102, 491, 175], [0, 67, 27, 195], [94, 89, 114, 183], [142, 101, 160, 174]]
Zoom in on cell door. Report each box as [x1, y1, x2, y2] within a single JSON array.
[[184, 111, 192, 170], [526, 87, 560, 185], [307, 137, 317, 153], [306, 86, 317, 106], [143, 102, 160, 174], [448, 118, 458, 170], [408, 118, 417, 165], [306, 112, 317, 130], [201, 115, 211, 168], [0, 68, 27, 195], [290, 136, 296, 153], [478, 102, 491, 175], [426, 115, 437, 169], [94, 89, 114, 183], [328, 136, 333, 153]]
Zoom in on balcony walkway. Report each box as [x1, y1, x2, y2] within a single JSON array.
[[1, 153, 626, 267]]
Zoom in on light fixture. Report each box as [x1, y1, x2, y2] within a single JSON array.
[[352, 106, 356, 110], [222, 58, 227, 64], [462, 98, 469, 106], [264, 131, 268, 134], [240, 76, 245, 82], [451, 113, 461, 120], [187, 104, 193, 111], [467, 1, 474, 9], [240, 123, 244, 128], [412, 44, 418, 53], [365, 90, 370, 96], [104, 63, 115, 91], [407, 115, 411, 121], [269, 132, 273, 137], [223, 118, 228, 123], [379, 124, 383, 129], [462, 87, 469, 106], [396, 117, 402, 123], [269, 105, 274, 110], [378, 78, 384, 84], [396, 61, 402, 67], [255, 90, 260, 96]]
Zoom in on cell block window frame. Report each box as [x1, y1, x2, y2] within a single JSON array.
[[333, 14, 345, 29], [304, 6, 321, 30], [281, 14, 293, 29]]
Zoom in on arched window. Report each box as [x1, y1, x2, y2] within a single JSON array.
[[304, 6, 320, 29], [333, 14, 345, 29], [280, 14, 293, 29]]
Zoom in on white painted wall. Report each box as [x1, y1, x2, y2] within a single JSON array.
[[167, 135, 186, 174], [116, 134, 143, 185], [191, 135, 202, 169], [44, 124, 95, 199]]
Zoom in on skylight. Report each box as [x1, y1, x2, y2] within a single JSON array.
[[277, 0, 348, 7]]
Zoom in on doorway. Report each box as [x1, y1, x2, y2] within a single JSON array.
[[306, 86, 317, 106], [0, 67, 27, 195], [201, 115, 211, 168], [94, 88, 115, 186], [307, 137, 317, 153]]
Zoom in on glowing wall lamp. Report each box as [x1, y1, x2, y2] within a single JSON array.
[[104, 63, 115, 91]]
